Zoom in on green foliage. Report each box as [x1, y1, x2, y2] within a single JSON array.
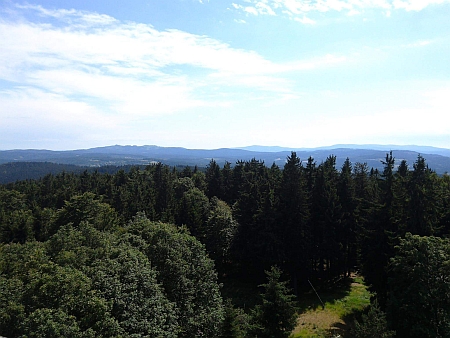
[[352, 300, 395, 338], [125, 215, 225, 337], [310, 155, 342, 279], [0, 189, 35, 243], [89, 245, 178, 337], [0, 209, 34, 243], [251, 266, 298, 338], [388, 233, 450, 337], [20, 308, 86, 338], [52, 192, 119, 234], [176, 186, 210, 239], [337, 158, 358, 277], [278, 152, 310, 288], [232, 159, 280, 275], [2, 152, 450, 337], [206, 159, 223, 199], [0, 274, 25, 337], [221, 299, 251, 338], [0, 240, 120, 337], [406, 155, 442, 236], [0, 213, 223, 337], [205, 197, 238, 264], [360, 152, 399, 306]]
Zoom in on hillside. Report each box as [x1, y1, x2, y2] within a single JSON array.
[[1, 145, 450, 184]]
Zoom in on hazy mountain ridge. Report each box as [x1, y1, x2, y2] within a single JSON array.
[[1, 145, 449, 184], [237, 144, 450, 157]]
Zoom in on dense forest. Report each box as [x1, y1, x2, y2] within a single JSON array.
[[1, 152, 450, 337], [0, 162, 150, 184]]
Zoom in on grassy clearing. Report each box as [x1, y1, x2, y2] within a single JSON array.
[[291, 275, 371, 338]]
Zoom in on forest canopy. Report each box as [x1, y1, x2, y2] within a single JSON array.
[[1, 152, 450, 337]]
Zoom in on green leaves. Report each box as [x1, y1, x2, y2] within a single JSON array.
[[0, 214, 224, 337], [0, 275, 25, 337], [352, 300, 395, 338], [205, 197, 237, 264], [89, 246, 178, 337], [0, 243, 117, 337], [388, 234, 450, 337], [126, 216, 224, 337], [52, 192, 119, 234]]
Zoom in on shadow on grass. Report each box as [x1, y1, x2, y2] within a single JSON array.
[[295, 275, 371, 338], [297, 276, 354, 313], [327, 307, 368, 338]]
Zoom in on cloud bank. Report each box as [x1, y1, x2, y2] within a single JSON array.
[[0, 3, 344, 117]]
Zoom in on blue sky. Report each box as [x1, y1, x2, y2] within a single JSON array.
[[1, 0, 449, 150]]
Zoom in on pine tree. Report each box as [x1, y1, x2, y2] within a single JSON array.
[[278, 152, 310, 292], [251, 266, 297, 338], [406, 155, 441, 236], [310, 156, 342, 279], [232, 159, 275, 276], [337, 158, 357, 277], [206, 159, 223, 199], [221, 161, 234, 205], [353, 300, 395, 338], [361, 152, 396, 306]]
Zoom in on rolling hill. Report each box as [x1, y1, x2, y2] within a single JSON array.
[[1, 144, 449, 183]]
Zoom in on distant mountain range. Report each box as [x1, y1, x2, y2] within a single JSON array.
[[1, 144, 449, 183], [236, 144, 450, 157]]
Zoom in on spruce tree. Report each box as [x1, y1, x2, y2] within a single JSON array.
[[337, 158, 357, 277], [353, 300, 395, 338], [361, 152, 396, 306], [310, 156, 342, 279], [407, 155, 441, 236], [251, 266, 297, 338], [278, 152, 310, 292], [206, 159, 223, 199]]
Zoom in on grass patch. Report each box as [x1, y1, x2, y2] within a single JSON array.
[[291, 275, 371, 338], [324, 282, 370, 317]]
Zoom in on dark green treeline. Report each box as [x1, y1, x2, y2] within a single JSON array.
[[3, 153, 450, 286]]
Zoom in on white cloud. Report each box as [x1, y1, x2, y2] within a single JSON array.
[[231, 0, 450, 21], [233, 1, 277, 15], [294, 16, 317, 24], [254, 1, 277, 15], [0, 3, 353, 149], [392, 0, 449, 10], [0, 4, 346, 93], [244, 6, 260, 14], [15, 3, 117, 25]]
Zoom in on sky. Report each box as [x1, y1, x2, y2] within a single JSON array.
[[0, 0, 449, 150]]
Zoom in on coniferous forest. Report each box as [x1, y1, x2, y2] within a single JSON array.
[[1, 152, 450, 337]]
